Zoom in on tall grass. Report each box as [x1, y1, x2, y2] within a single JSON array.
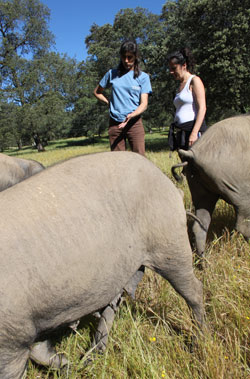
[[7, 133, 249, 378]]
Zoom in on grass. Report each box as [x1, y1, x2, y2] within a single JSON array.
[[5, 131, 250, 379]]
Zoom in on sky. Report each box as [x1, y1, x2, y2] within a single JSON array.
[[41, 0, 166, 62]]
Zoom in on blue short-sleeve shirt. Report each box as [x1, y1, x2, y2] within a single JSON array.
[[99, 69, 152, 122]]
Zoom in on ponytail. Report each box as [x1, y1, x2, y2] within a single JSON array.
[[167, 47, 195, 72]]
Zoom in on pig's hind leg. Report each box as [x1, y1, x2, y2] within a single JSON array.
[[155, 253, 204, 329]]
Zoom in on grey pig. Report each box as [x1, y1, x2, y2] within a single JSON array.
[[172, 114, 250, 256], [0, 151, 204, 378]]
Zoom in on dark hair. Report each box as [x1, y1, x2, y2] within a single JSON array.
[[118, 40, 140, 79], [167, 47, 195, 73]]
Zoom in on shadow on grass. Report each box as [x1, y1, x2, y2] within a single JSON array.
[[145, 137, 170, 152], [145, 130, 170, 152], [187, 203, 236, 254], [34, 313, 100, 355], [6, 146, 37, 156], [5, 130, 171, 156], [28, 314, 99, 376], [5, 136, 110, 156], [54, 131, 170, 152], [207, 206, 235, 242], [55, 136, 110, 149]]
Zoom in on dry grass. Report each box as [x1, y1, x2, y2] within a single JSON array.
[[8, 134, 249, 379]]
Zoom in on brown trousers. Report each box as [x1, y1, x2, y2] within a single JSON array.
[[108, 116, 145, 156]]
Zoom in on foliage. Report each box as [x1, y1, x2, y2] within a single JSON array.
[[0, 0, 80, 149], [70, 60, 109, 138], [0, 0, 53, 63], [161, 0, 250, 122], [20, 53, 77, 145], [0, 0, 54, 98], [0, 100, 17, 150]]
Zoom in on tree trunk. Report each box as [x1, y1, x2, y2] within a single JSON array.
[[33, 134, 45, 152], [17, 140, 22, 150]]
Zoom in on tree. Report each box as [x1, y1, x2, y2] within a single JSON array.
[[0, 51, 78, 150], [0, 0, 54, 107], [0, 100, 17, 150], [70, 60, 109, 139], [161, 0, 250, 122], [0, 0, 56, 149], [0, 0, 53, 65], [0, 0, 79, 150], [15, 53, 78, 150]]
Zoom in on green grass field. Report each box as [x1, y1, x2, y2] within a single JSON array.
[[7, 132, 249, 378]]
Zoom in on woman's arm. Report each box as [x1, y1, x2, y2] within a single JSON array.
[[93, 85, 109, 106], [189, 76, 206, 146], [119, 93, 149, 128]]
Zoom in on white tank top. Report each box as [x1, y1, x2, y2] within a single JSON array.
[[174, 75, 197, 124]]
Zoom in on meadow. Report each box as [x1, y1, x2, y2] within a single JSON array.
[[7, 131, 249, 378]]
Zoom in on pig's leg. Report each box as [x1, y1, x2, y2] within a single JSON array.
[[30, 340, 67, 368], [156, 256, 204, 328], [91, 292, 122, 353], [92, 267, 145, 354], [124, 265, 145, 299], [191, 187, 219, 256], [193, 203, 217, 256]]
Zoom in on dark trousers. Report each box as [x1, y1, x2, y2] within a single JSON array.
[[108, 117, 145, 156], [168, 120, 207, 151]]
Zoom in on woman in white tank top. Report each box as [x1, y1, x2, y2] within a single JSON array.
[[167, 48, 207, 150]]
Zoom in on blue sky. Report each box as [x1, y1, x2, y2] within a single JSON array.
[[41, 0, 166, 62]]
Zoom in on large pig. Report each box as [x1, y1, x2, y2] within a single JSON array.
[[0, 153, 44, 191], [0, 151, 204, 378], [172, 114, 250, 256]]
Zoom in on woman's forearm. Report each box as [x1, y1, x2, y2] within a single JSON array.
[[126, 93, 148, 119], [93, 85, 109, 106], [192, 105, 206, 134]]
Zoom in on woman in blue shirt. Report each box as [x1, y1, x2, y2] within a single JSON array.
[[94, 40, 152, 156]]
